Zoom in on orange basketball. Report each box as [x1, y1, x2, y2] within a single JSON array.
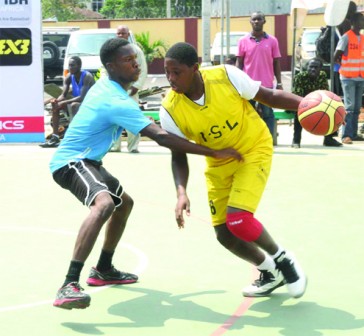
[[297, 90, 346, 136]]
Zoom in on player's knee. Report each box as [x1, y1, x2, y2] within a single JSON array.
[[226, 211, 263, 242], [121, 193, 134, 212], [92, 193, 115, 219]]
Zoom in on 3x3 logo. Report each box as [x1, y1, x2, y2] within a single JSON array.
[[0, 28, 32, 66]]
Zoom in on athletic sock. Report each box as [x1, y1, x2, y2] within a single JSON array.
[[62, 260, 84, 288], [96, 249, 115, 272], [270, 245, 285, 260], [257, 254, 276, 271]]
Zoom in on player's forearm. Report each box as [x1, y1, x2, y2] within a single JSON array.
[[271, 91, 302, 111], [158, 133, 219, 157], [142, 124, 218, 157], [255, 87, 302, 111], [172, 155, 189, 196]]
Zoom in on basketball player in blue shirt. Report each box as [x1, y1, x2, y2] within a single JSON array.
[[50, 38, 241, 310]]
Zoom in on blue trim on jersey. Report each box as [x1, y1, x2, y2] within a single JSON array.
[[49, 77, 152, 173]]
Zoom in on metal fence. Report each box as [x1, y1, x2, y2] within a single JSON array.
[[115, 6, 202, 18]]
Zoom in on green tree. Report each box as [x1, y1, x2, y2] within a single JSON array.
[[135, 31, 168, 63], [41, 0, 88, 21], [99, 0, 124, 19], [100, 0, 201, 19]]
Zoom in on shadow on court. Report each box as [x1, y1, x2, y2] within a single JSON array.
[[63, 288, 234, 332], [232, 296, 364, 336], [61, 288, 364, 336]]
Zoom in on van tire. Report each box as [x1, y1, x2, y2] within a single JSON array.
[[43, 41, 59, 66]]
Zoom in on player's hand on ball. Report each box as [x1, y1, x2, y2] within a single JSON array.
[[175, 194, 190, 229]]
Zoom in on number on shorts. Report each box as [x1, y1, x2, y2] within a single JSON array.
[[209, 200, 216, 215]]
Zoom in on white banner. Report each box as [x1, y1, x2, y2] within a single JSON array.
[[0, 0, 44, 143], [290, 0, 327, 29]]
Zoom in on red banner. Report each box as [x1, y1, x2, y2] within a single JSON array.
[[0, 117, 44, 133]]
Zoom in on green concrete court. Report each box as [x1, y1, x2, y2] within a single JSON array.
[[1, 125, 364, 336]]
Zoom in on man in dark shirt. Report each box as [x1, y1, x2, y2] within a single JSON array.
[[292, 58, 342, 147]]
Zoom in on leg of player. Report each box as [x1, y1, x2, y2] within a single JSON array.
[[53, 192, 116, 310], [254, 226, 307, 298], [86, 192, 139, 286], [223, 209, 307, 298], [53, 192, 138, 310], [215, 222, 285, 297]]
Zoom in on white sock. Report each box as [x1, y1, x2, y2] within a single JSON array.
[[270, 245, 285, 259], [257, 255, 276, 271]]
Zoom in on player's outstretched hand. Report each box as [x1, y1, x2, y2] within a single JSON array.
[[175, 194, 190, 229], [213, 148, 242, 161]]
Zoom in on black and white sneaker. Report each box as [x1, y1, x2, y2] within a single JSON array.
[[242, 269, 284, 297], [274, 251, 307, 298], [40, 134, 60, 148]]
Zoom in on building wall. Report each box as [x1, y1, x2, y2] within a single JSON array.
[[42, 13, 327, 73]]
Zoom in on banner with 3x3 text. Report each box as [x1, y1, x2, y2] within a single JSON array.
[[0, 0, 44, 143]]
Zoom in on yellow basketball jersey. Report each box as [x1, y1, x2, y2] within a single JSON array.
[[162, 65, 271, 166]]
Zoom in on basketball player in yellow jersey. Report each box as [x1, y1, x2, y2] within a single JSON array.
[[160, 42, 307, 298]]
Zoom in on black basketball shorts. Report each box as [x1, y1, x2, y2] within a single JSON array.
[[53, 159, 123, 207]]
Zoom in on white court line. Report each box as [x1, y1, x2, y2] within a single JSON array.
[[0, 226, 149, 313]]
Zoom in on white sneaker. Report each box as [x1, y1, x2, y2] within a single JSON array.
[[242, 268, 284, 297], [274, 251, 307, 298]]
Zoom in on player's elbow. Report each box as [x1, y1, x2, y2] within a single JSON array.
[[153, 132, 173, 147], [141, 124, 169, 145]]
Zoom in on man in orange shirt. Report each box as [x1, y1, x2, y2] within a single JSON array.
[[334, 12, 364, 144]]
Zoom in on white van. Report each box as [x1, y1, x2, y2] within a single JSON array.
[[63, 28, 136, 78], [210, 31, 248, 65]]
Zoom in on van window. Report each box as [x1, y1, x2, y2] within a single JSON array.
[[301, 31, 320, 45], [63, 30, 136, 78], [214, 34, 246, 48], [67, 33, 115, 56]]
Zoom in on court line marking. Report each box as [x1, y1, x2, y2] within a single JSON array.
[[138, 209, 259, 335], [0, 218, 257, 333], [210, 296, 255, 336], [0, 226, 148, 313]]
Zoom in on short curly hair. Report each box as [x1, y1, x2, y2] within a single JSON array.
[[69, 55, 82, 67], [100, 38, 130, 67], [307, 57, 323, 68], [165, 42, 198, 67]]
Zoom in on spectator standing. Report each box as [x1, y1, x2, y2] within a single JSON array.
[[334, 12, 364, 144], [236, 11, 283, 137], [111, 25, 148, 153], [40, 56, 95, 148], [292, 58, 342, 147], [315, 1, 358, 97]]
